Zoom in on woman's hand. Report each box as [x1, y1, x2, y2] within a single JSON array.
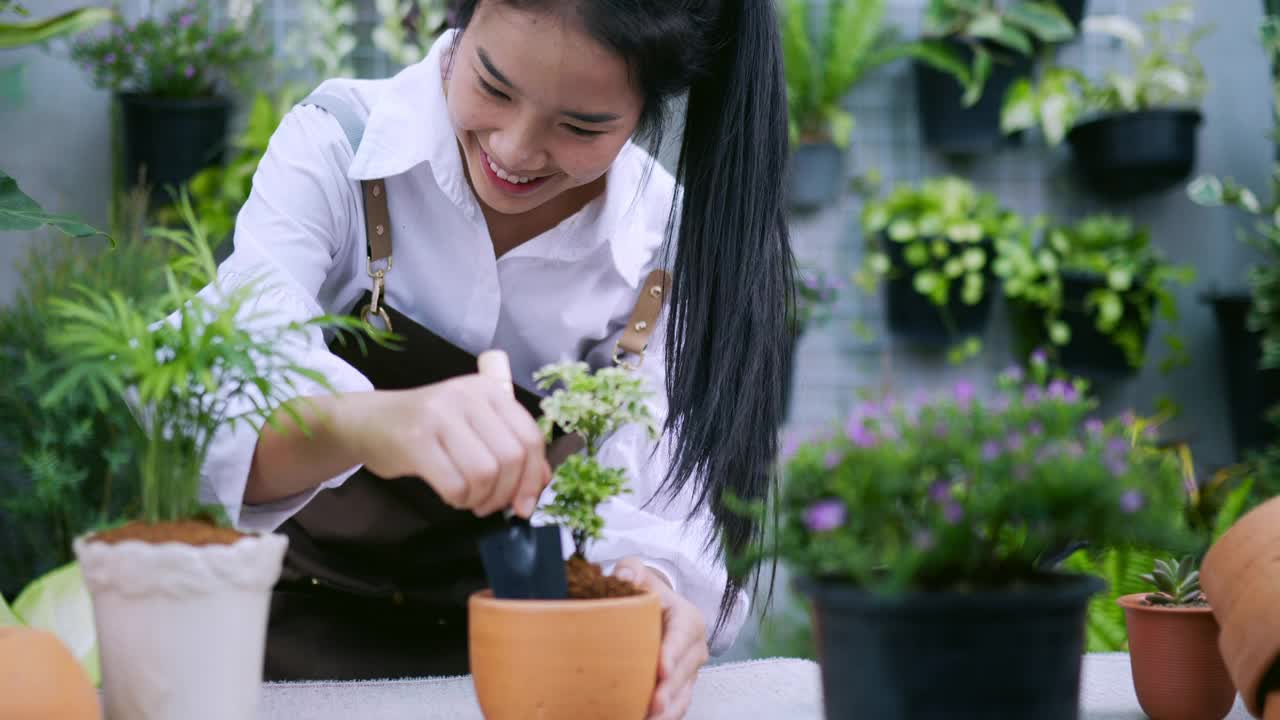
[[613, 557, 710, 720], [345, 375, 551, 517]]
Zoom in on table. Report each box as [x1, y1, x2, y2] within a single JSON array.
[[256, 653, 1254, 719]]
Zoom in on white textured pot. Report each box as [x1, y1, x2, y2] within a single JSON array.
[[73, 532, 288, 720]]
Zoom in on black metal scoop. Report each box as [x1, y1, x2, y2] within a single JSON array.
[[475, 351, 568, 600]]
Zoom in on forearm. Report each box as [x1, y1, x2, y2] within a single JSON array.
[[244, 390, 379, 505]]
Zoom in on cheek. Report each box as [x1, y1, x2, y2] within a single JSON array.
[[555, 135, 633, 184]]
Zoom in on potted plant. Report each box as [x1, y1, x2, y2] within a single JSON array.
[[69, 2, 265, 205], [1117, 556, 1237, 720], [904, 0, 1075, 154], [737, 356, 1193, 719], [1001, 1, 1210, 197], [779, 0, 908, 210], [858, 176, 1020, 361], [468, 361, 663, 720], [995, 213, 1194, 381], [38, 197, 375, 720]]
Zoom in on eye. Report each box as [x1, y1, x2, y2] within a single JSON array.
[[478, 78, 510, 101], [564, 125, 604, 138]]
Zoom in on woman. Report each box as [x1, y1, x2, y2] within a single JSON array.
[[200, 1, 792, 718]]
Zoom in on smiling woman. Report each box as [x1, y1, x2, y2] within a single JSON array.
[[188, 1, 791, 718]]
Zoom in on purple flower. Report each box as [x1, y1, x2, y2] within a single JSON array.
[[780, 433, 802, 462], [804, 499, 847, 532], [942, 501, 964, 525], [1031, 348, 1049, 366], [1006, 433, 1025, 453], [103, 52, 116, 65], [184, 65, 195, 79], [1084, 418, 1105, 437], [1106, 437, 1128, 458], [1108, 458, 1129, 476], [933, 421, 949, 438], [981, 440, 1001, 461], [913, 529, 936, 551], [1001, 365, 1025, 384], [823, 450, 841, 470], [1063, 384, 1080, 402], [991, 394, 1011, 413], [1121, 410, 1138, 428], [1027, 421, 1044, 436], [1120, 490, 1144, 514], [1144, 425, 1159, 441], [845, 417, 877, 448], [1065, 442, 1084, 458], [929, 481, 952, 503], [953, 380, 976, 404], [1024, 385, 1044, 404], [179, 13, 196, 28]]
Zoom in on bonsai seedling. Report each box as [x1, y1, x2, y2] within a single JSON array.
[[533, 361, 658, 598], [1141, 556, 1207, 607]]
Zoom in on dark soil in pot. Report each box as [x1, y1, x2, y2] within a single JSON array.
[[914, 41, 1033, 155], [566, 556, 641, 599], [1207, 292, 1280, 460], [1066, 109, 1202, 197], [91, 519, 245, 546], [883, 234, 995, 348], [797, 573, 1104, 720]]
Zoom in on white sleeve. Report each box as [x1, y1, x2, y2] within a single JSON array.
[[563, 308, 751, 657], [197, 105, 374, 533]]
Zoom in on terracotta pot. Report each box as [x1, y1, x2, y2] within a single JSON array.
[[468, 589, 661, 720], [1201, 497, 1280, 717], [1118, 594, 1236, 720]]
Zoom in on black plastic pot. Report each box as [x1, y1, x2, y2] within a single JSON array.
[[788, 142, 844, 212], [883, 235, 994, 348], [914, 42, 1033, 155], [1056, 0, 1088, 29], [1207, 292, 1280, 460], [1066, 109, 1202, 197], [797, 573, 1105, 720], [1009, 271, 1152, 383], [119, 92, 231, 205]]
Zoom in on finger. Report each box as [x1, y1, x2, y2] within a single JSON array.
[[415, 433, 468, 507], [466, 403, 525, 516], [489, 393, 552, 517], [613, 558, 665, 594], [439, 420, 500, 510], [649, 676, 696, 720]]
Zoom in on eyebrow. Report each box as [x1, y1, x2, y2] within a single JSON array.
[[476, 46, 621, 125]]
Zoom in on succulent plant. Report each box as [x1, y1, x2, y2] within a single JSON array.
[[1140, 556, 1205, 606]]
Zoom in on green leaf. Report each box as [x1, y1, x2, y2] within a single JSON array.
[[1050, 320, 1071, 345], [899, 39, 971, 88], [1213, 478, 1253, 541], [963, 48, 993, 107], [12, 562, 99, 685], [822, 0, 888, 103], [827, 108, 856, 149], [1004, 2, 1075, 43], [0, 6, 112, 49], [1083, 14, 1145, 48], [1001, 77, 1037, 134], [0, 592, 18, 626], [0, 170, 107, 240]]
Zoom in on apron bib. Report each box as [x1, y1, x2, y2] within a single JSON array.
[[262, 93, 671, 680]]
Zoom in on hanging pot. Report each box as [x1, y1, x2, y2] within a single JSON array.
[[883, 234, 995, 348], [1066, 109, 1203, 197], [1206, 291, 1280, 460], [787, 142, 845, 212], [797, 572, 1104, 720], [119, 93, 231, 206], [913, 41, 1033, 155]]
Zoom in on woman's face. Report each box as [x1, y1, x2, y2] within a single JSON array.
[[445, 3, 644, 216]]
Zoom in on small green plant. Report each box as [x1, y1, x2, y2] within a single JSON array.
[[534, 361, 658, 557], [0, 170, 105, 240], [779, 0, 911, 146], [68, 1, 266, 99], [994, 213, 1194, 372], [858, 176, 1021, 361], [39, 194, 383, 526], [1002, 1, 1211, 145], [904, 0, 1075, 107], [790, 263, 841, 336], [1140, 556, 1204, 606]]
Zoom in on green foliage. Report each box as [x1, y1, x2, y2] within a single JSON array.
[[858, 176, 1021, 360], [1140, 555, 1203, 605], [791, 263, 841, 335], [285, 0, 359, 80], [39, 193, 384, 526], [780, 0, 910, 146], [0, 170, 106, 240], [68, 1, 266, 98], [1001, 1, 1210, 145], [754, 356, 1194, 595], [0, 3, 111, 50], [373, 0, 448, 68], [902, 0, 1075, 107], [1063, 545, 1159, 651], [994, 213, 1194, 372], [535, 361, 657, 556]]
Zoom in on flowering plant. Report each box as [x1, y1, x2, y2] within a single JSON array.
[[764, 355, 1192, 594], [790, 264, 841, 335], [68, 2, 264, 98]]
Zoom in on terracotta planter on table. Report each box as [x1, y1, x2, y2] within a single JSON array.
[[1117, 593, 1236, 720], [468, 589, 661, 720], [1201, 497, 1280, 719]]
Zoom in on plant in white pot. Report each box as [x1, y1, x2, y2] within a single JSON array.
[[41, 197, 375, 720], [468, 360, 663, 720]]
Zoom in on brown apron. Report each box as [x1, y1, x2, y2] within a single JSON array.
[[263, 94, 671, 681]]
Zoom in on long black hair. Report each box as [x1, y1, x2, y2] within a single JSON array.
[[449, 0, 794, 637]]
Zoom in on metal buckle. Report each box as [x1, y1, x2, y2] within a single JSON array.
[[612, 341, 643, 370], [361, 255, 393, 332]]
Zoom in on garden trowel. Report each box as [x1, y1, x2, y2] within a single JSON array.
[[475, 350, 568, 600]]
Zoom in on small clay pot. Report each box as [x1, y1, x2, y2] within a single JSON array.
[[1118, 594, 1236, 720], [1201, 497, 1280, 717], [468, 589, 662, 720]]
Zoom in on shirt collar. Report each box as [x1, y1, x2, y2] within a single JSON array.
[[346, 29, 669, 289]]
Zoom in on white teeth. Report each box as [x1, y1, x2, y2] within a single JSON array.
[[487, 155, 533, 184]]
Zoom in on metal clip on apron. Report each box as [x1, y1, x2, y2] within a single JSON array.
[[263, 93, 672, 681]]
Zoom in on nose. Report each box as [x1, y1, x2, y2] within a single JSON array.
[[485, 112, 549, 174]]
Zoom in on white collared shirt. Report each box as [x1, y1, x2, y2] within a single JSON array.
[[198, 31, 747, 653]]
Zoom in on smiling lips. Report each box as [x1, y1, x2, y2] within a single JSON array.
[[481, 150, 553, 194]]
